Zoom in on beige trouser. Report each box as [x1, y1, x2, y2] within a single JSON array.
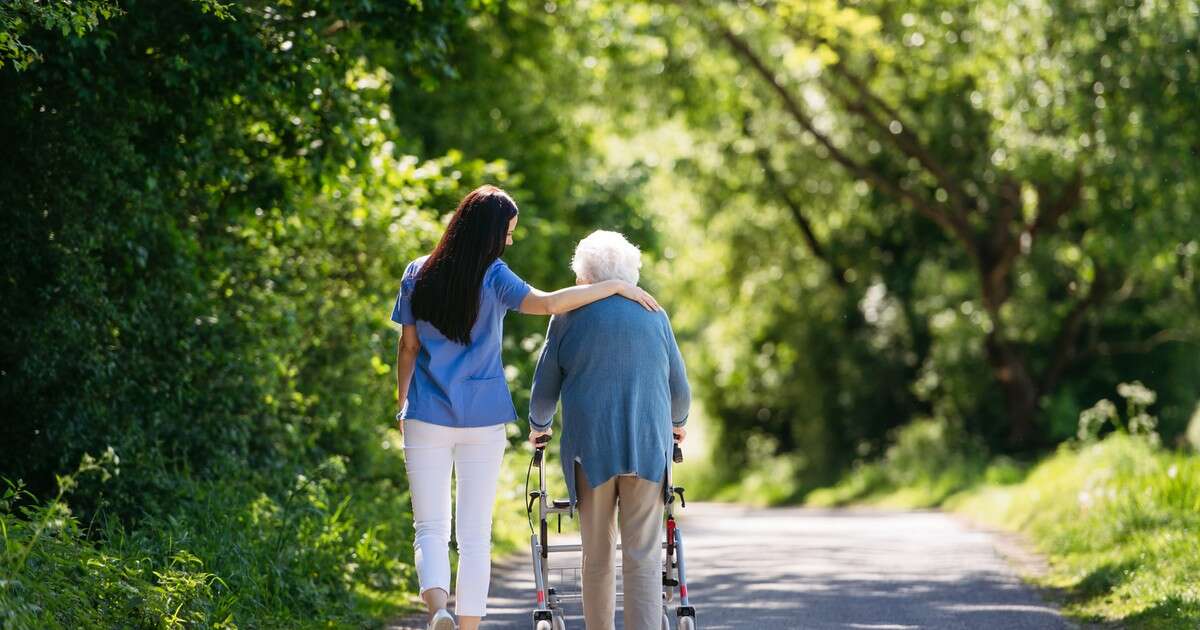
[[575, 462, 665, 630]]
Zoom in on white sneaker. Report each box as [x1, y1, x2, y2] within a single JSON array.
[[427, 608, 456, 630]]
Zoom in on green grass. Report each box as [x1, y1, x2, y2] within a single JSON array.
[[950, 436, 1200, 628], [805, 430, 1200, 629]]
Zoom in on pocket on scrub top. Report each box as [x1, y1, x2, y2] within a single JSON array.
[[458, 375, 511, 418]]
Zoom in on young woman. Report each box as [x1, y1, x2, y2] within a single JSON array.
[[390, 185, 659, 630]]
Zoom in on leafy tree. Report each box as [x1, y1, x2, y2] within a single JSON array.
[[0, 0, 122, 70], [696, 0, 1200, 445], [537, 0, 1199, 478], [0, 0, 477, 500]]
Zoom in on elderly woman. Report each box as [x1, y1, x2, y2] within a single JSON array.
[[527, 230, 691, 630]]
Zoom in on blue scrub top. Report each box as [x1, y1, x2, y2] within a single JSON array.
[[390, 255, 531, 427]]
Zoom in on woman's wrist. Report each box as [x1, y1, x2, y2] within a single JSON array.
[[601, 279, 626, 295]]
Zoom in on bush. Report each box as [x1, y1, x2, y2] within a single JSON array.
[[806, 417, 991, 507], [1, 449, 426, 629]]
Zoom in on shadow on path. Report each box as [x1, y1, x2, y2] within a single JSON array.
[[391, 503, 1070, 630]]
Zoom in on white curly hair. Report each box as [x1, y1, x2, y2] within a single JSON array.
[[571, 230, 642, 285]]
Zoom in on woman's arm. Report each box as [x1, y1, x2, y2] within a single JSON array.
[[519, 279, 660, 315], [395, 324, 421, 422]]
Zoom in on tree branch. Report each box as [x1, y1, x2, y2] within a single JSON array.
[[1039, 266, 1109, 395], [1088, 328, 1197, 357], [819, 60, 976, 217], [1032, 171, 1083, 236], [984, 171, 1083, 309], [764, 12, 979, 216], [714, 22, 978, 259], [742, 113, 849, 288]]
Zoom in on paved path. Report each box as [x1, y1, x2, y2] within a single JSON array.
[[392, 503, 1070, 630]]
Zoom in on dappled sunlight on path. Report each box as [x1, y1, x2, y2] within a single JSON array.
[[392, 503, 1069, 629]]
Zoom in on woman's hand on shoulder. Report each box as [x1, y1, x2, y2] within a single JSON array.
[[612, 280, 661, 311]]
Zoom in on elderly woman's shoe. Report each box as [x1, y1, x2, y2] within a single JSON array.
[[427, 608, 456, 630]]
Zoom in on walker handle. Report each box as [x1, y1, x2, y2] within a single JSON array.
[[532, 433, 551, 466], [672, 442, 684, 464]]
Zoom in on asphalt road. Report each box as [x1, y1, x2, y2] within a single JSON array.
[[390, 502, 1071, 630]]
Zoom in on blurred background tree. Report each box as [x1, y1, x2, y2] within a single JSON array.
[[526, 0, 1200, 491]]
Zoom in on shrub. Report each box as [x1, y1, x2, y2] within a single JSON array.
[[1, 450, 425, 629]]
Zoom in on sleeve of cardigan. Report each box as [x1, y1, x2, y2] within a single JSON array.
[[662, 311, 691, 427], [528, 315, 566, 431]]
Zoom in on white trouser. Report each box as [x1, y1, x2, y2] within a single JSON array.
[[402, 419, 507, 617]]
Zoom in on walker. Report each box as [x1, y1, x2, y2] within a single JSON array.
[[525, 433, 697, 630]]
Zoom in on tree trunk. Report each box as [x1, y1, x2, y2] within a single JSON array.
[[975, 208, 1042, 447], [983, 330, 1040, 446]]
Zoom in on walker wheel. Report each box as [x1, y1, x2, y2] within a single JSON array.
[[552, 614, 566, 630], [677, 616, 696, 630], [661, 612, 670, 630], [535, 621, 552, 630]]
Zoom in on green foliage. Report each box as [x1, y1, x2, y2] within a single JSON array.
[[0, 1, 527, 627], [0, 0, 479, 501], [0, 0, 121, 70], [541, 0, 1200, 484], [1, 450, 427, 629], [0, 450, 232, 629], [806, 418, 997, 508]]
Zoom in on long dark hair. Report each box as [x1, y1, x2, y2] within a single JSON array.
[[410, 185, 518, 344]]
